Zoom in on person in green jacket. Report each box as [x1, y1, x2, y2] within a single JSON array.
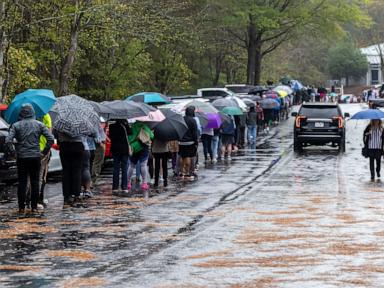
[[127, 122, 154, 191]]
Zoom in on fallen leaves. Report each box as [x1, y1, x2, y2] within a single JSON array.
[[62, 277, 106, 288], [47, 250, 97, 262], [0, 265, 42, 272]]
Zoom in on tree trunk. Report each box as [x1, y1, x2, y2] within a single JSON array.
[[246, 19, 257, 85], [213, 52, 223, 86], [59, 14, 81, 96], [253, 39, 263, 85]]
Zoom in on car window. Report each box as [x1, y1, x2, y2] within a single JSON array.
[[299, 107, 340, 118], [227, 86, 250, 94], [202, 90, 230, 97], [0, 118, 8, 130]]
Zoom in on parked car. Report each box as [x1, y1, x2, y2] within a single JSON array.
[[197, 88, 235, 101], [292, 103, 349, 152], [225, 84, 255, 96], [0, 117, 17, 182]]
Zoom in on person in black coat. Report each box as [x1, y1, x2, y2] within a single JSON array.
[[109, 119, 131, 192], [179, 106, 198, 179], [364, 120, 384, 181]]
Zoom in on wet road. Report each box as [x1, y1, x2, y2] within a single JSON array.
[[1, 104, 382, 288]]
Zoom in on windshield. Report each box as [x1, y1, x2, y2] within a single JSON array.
[[227, 86, 251, 94], [0, 118, 8, 130], [299, 107, 340, 118]]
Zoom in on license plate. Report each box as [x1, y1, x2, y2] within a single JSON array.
[[315, 122, 324, 128]]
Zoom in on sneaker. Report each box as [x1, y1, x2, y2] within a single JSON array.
[[83, 190, 93, 198], [212, 158, 217, 164], [141, 183, 149, 190], [37, 203, 44, 210], [227, 156, 231, 160]]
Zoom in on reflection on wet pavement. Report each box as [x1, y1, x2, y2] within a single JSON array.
[[1, 104, 382, 288]]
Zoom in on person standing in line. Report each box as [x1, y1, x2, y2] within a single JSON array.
[[152, 138, 170, 188], [201, 127, 214, 164], [255, 102, 264, 135], [246, 105, 258, 145], [211, 128, 220, 163], [179, 106, 198, 180], [127, 121, 154, 191], [235, 114, 246, 149], [168, 140, 179, 176], [109, 119, 130, 194], [6, 104, 54, 213], [37, 113, 52, 209], [81, 136, 97, 198], [91, 123, 107, 183], [220, 115, 236, 160], [364, 119, 384, 181]]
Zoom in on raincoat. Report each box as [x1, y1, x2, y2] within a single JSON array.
[[128, 122, 154, 154]]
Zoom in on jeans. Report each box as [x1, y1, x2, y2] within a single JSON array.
[[247, 125, 257, 144], [60, 142, 84, 199], [112, 154, 129, 190], [154, 152, 169, 186], [201, 134, 213, 160], [82, 150, 91, 187], [17, 157, 41, 210], [211, 135, 219, 160]]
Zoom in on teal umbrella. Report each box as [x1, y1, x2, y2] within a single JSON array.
[[126, 92, 171, 105], [222, 106, 243, 116], [5, 89, 56, 123]]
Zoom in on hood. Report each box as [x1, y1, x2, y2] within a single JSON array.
[[18, 103, 35, 120], [185, 106, 195, 117]]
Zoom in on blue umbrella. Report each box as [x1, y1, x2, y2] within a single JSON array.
[[351, 109, 384, 120], [5, 89, 56, 123], [291, 80, 303, 91], [126, 92, 171, 105]]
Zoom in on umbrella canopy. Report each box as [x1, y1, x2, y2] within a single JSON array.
[[248, 95, 262, 102], [226, 96, 248, 111], [5, 89, 56, 124], [351, 109, 384, 120], [273, 85, 293, 95], [89, 101, 115, 117], [52, 95, 99, 137], [266, 93, 279, 99], [274, 90, 288, 98], [205, 113, 222, 129], [154, 109, 188, 141], [185, 100, 218, 114], [291, 80, 304, 91], [222, 106, 243, 116], [101, 100, 156, 119], [195, 111, 209, 128], [219, 112, 231, 125], [243, 98, 255, 107], [131, 109, 166, 123], [212, 98, 238, 111], [248, 86, 268, 95], [260, 98, 280, 109], [127, 92, 171, 105]]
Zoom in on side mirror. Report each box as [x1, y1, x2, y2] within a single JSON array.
[[344, 112, 350, 118], [291, 112, 298, 117]]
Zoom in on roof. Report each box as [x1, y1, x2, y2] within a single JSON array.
[[361, 44, 384, 64]]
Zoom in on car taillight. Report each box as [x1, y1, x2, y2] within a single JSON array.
[[295, 116, 306, 128], [333, 116, 343, 128]]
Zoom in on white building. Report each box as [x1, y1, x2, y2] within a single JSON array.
[[359, 43, 384, 86]]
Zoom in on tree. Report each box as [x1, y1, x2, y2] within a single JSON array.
[[209, 0, 370, 85], [327, 41, 368, 86]]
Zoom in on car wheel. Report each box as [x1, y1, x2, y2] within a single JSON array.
[[339, 136, 346, 153], [293, 137, 302, 152]]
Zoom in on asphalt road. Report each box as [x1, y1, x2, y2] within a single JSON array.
[[1, 103, 382, 288]]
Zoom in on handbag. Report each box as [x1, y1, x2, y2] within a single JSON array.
[[362, 146, 369, 158], [138, 128, 151, 145], [120, 123, 133, 156]]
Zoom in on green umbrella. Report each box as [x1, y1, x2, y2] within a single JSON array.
[[222, 106, 243, 116]]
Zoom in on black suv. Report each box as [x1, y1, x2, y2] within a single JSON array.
[[292, 103, 349, 152], [0, 117, 17, 183]]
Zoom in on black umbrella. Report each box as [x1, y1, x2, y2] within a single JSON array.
[[248, 86, 268, 95], [89, 101, 114, 117], [154, 109, 188, 141], [100, 100, 156, 119]]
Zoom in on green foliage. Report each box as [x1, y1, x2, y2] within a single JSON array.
[[7, 47, 40, 101], [327, 40, 368, 83]]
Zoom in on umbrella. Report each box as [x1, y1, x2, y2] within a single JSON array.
[[248, 86, 268, 95], [52, 95, 99, 137], [274, 90, 288, 98], [127, 92, 171, 105], [260, 98, 280, 109], [249, 95, 262, 102], [243, 98, 256, 107], [266, 93, 279, 99], [273, 85, 293, 95], [212, 98, 238, 111], [131, 109, 166, 123], [154, 109, 188, 141], [185, 100, 218, 114], [351, 109, 384, 120], [101, 100, 156, 119], [205, 113, 222, 129], [5, 89, 56, 124], [89, 101, 115, 117], [195, 111, 209, 128], [226, 96, 248, 111], [219, 112, 231, 125], [280, 76, 292, 86], [222, 106, 243, 116], [291, 80, 304, 91]]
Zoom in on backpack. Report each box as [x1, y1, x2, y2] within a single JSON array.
[[221, 119, 235, 135]]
